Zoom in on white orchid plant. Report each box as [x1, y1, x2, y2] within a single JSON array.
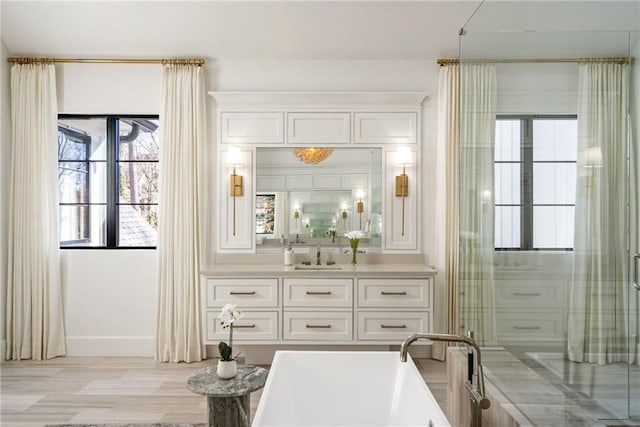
[[218, 303, 243, 361], [344, 230, 365, 264]]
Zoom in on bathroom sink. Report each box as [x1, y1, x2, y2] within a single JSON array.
[[294, 265, 343, 271]]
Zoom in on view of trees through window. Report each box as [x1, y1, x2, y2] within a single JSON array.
[[57, 116, 159, 248]]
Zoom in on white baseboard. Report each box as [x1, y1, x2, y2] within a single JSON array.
[[66, 336, 155, 357], [206, 343, 433, 365]]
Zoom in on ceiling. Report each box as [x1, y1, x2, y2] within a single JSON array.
[[1, 1, 639, 61]]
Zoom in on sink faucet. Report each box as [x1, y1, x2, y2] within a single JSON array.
[[316, 244, 321, 265], [295, 234, 300, 244], [400, 333, 490, 426]]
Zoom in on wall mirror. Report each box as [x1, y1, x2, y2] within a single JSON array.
[[255, 147, 382, 250]]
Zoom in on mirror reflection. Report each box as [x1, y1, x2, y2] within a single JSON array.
[[255, 147, 382, 251]]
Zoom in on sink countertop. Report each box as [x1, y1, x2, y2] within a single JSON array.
[[201, 263, 436, 278]]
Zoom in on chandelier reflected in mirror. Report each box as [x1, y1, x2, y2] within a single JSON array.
[[291, 147, 334, 165]]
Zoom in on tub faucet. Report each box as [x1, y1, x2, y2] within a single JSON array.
[[400, 333, 490, 427], [316, 244, 321, 265]]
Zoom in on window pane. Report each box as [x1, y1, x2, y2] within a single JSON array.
[[494, 163, 521, 204], [533, 119, 577, 161], [495, 120, 521, 161], [58, 118, 107, 161], [119, 162, 159, 204], [533, 163, 576, 205], [58, 132, 87, 161], [60, 205, 107, 246], [119, 119, 160, 161], [59, 162, 88, 203], [119, 205, 158, 247], [495, 206, 520, 248], [533, 206, 574, 248]]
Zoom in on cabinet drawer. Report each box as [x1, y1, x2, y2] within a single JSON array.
[[496, 311, 563, 341], [206, 311, 278, 341], [284, 278, 353, 307], [358, 279, 430, 308], [283, 312, 353, 341], [206, 278, 278, 308], [357, 311, 429, 341], [495, 280, 563, 309]]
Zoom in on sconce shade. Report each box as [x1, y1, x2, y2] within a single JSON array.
[[583, 147, 603, 168], [291, 147, 334, 165], [227, 146, 243, 166], [395, 146, 413, 166]]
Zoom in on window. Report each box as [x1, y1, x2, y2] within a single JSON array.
[[58, 116, 159, 248], [494, 116, 577, 250]]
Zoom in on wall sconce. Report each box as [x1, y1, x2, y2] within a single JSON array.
[[395, 146, 413, 236], [356, 189, 365, 230], [583, 146, 602, 195], [341, 203, 348, 228], [293, 204, 300, 227], [227, 146, 243, 236]]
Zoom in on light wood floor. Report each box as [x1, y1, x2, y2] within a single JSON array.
[[1, 356, 447, 426]]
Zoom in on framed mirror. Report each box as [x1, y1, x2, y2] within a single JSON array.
[[255, 147, 382, 250]]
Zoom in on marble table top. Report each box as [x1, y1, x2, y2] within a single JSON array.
[[186, 364, 268, 398]]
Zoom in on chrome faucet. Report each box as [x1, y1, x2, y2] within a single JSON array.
[[316, 244, 321, 265], [400, 333, 490, 427]]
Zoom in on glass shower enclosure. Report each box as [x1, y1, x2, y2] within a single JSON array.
[[457, 4, 639, 423]]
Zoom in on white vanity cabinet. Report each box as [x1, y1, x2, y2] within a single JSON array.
[[202, 266, 435, 348]]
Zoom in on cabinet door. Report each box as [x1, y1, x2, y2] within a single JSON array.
[[358, 278, 430, 308], [221, 112, 284, 144], [283, 278, 353, 307], [206, 311, 278, 341], [206, 278, 278, 308], [354, 112, 417, 144], [287, 112, 351, 144]]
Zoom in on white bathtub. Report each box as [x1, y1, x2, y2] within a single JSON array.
[[252, 351, 450, 427]]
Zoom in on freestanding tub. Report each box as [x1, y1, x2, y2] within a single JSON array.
[[252, 351, 450, 427]]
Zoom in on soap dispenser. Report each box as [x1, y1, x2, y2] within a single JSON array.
[[284, 245, 294, 266]]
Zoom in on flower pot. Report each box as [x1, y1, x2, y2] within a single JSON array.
[[216, 360, 237, 379]]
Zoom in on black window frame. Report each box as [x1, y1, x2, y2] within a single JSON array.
[[58, 114, 159, 249], [495, 114, 577, 252]]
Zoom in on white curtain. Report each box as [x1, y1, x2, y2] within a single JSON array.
[[156, 64, 207, 363], [6, 63, 66, 360], [458, 63, 498, 346], [433, 63, 459, 360], [568, 62, 634, 364]]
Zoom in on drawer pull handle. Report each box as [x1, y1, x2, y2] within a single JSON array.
[[229, 291, 256, 295], [306, 291, 332, 295], [234, 324, 256, 329], [381, 324, 407, 329], [513, 326, 541, 330], [306, 324, 331, 329], [381, 291, 407, 296], [513, 292, 541, 297]]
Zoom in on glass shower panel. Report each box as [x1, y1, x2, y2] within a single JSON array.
[[459, 25, 638, 423]]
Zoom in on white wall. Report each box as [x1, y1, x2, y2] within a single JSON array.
[[0, 39, 11, 359], [47, 59, 443, 356], [57, 63, 161, 356]]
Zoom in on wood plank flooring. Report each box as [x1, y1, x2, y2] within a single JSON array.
[[1, 357, 447, 427]]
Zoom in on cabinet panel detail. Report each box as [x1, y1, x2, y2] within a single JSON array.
[[313, 174, 341, 189], [496, 311, 563, 341], [358, 279, 430, 308], [220, 112, 284, 144], [286, 175, 313, 190], [257, 176, 285, 191], [354, 112, 417, 144], [357, 311, 429, 341], [283, 278, 353, 307], [283, 312, 353, 341], [287, 112, 351, 144], [206, 311, 278, 341], [206, 278, 278, 308]]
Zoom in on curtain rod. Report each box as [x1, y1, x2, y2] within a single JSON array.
[[7, 57, 205, 66], [437, 57, 633, 66]]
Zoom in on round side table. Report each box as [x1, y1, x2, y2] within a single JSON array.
[[187, 364, 268, 427]]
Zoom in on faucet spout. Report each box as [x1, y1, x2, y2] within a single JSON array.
[[316, 244, 321, 265], [400, 333, 490, 413]]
